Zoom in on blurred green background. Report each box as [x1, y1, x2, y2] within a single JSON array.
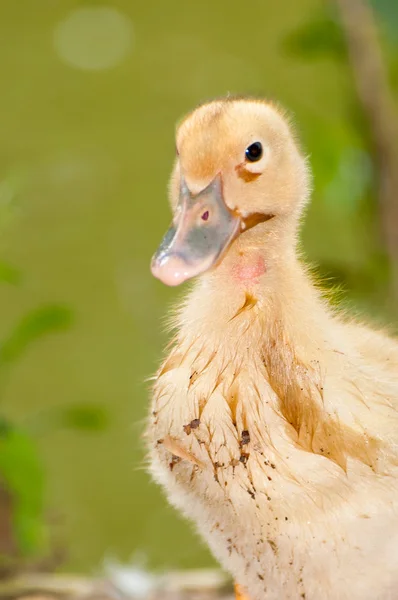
[[0, 0, 397, 577]]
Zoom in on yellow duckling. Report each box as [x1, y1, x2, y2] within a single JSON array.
[[148, 97, 398, 600]]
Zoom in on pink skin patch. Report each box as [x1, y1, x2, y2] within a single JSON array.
[[232, 253, 266, 283]]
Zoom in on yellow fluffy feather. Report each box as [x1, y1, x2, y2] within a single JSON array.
[[148, 97, 398, 600]]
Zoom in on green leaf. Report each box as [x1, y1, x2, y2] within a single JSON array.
[[0, 170, 24, 233], [323, 147, 373, 213], [56, 404, 109, 432], [23, 404, 110, 437], [0, 427, 45, 555], [284, 16, 346, 60], [0, 417, 11, 437], [0, 305, 73, 365], [0, 262, 21, 285], [391, 55, 398, 92], [370, 0, 398, 44]]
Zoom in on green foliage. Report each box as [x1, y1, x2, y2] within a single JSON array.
[[0, 262, 21, 286], [0, 298, 109, 567], [55, 404, 109, 432], [0, 169, 100, 567], [283, 4, 398, 311], [0, 305, 73, 366], [283, 12, 346, 60], [0, 425, 45, 556], [27, 404, 110, 436], [0, 170, 23, 235], [284, 2, 398, 64], [370, 0, 398, 44], [0, 262, 107, 567]]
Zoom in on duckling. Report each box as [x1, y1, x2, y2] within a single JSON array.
[[148, 97, 398, 600]]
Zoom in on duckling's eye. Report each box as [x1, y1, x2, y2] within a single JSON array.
[[201, 210, 209, 221], [245, 142, 263, 162]]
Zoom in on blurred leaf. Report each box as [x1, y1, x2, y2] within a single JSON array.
[[55, 404, 109, 432], [391, 55, 398, 92], [0, 427, 45, 555], [0, 261, 21, 285], [0, 417, 11, 437], [284, 15, 346, 60], [323, 147, 373, 213], [23, 404, 110, 437], [0, 168, 26, 234], [370, 0, 398, 44], [0, 305, 73, 365]]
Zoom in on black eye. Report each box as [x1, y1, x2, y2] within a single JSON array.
[[245, 142, 263, 162]]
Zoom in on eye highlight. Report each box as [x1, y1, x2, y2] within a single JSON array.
[[245, 142, 263, 162]]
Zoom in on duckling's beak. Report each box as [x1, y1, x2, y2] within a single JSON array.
[[151, 174, 241, 286]]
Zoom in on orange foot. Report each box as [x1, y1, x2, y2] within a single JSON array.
[[235, 583, 250, 600]]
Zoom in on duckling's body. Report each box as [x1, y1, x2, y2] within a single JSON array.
[[148, 98, 398, 599]]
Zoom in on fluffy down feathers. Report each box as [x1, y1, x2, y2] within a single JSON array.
[[148, 98, 398, 600]]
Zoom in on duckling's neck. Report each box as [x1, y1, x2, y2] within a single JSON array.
[[177, 242, 333, 356], [231, 249, 267, 284]]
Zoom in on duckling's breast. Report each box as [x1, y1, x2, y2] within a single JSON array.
[[148, 341, 298, 594], [147, 329, 398, 600], [148, 333, 341, 514], [148, 339, 282, 506], [148, 335, 349, 592]]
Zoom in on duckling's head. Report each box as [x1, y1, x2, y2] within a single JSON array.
[[151, 97, 310, 286]]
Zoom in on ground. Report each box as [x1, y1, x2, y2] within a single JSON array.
[[0, 570, 235, 600]]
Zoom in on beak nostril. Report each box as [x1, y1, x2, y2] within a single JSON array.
[[152, 173, 241, 286]]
